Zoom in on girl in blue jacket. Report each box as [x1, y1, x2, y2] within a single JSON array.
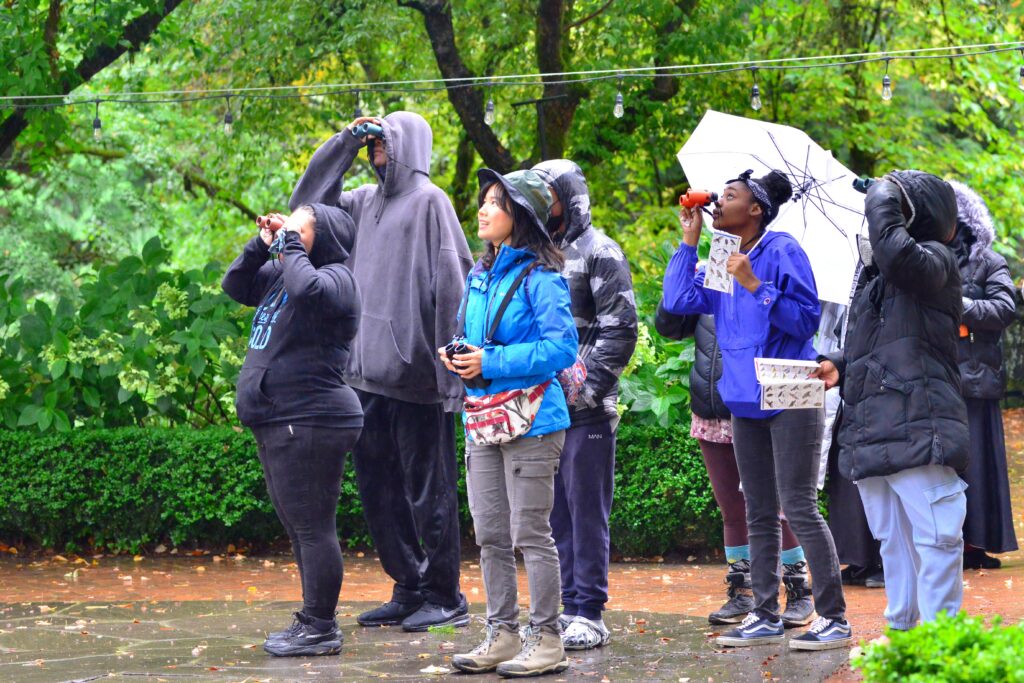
[[663, 170, 849, 651], [438, 169, 578, 678]]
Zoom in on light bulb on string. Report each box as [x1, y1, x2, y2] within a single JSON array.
[[1018, 49, 1024, 90], [92, 101, 102, 140], [881, 60, 893, 102], [484, 84, 495, 126], [613, 77, 624, 118], [749, 68, 762, 111], [223, 96, 234, 136]]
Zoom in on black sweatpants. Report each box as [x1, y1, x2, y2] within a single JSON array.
[[352, 390, 462, 608], [253, 424, 361, 621]]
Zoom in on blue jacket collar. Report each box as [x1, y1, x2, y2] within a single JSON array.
[[489, 245, 536, 278]]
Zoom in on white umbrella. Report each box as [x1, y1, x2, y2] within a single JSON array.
[[677, 109, 866, 304]]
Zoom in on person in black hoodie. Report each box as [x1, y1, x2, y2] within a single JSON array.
[[815, 171, 969, 630], [223, 204, 362, 657], [947, 180, 1018, 569]]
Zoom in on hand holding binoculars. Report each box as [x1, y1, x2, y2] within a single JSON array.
[[256, 214, 286, 231]]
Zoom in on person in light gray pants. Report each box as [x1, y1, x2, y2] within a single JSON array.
[[467, 432, 566, 631]]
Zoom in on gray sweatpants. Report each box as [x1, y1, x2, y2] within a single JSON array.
[[466, 431, 565, 631], [858, 464, 966, 630]]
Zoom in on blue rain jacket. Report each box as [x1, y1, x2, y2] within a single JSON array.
[[662, 231, 821, 419], [459, 245, 579, 438]]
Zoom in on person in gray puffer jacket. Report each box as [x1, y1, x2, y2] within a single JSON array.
[[947, 180, 1017, 570], [531, 159, 638, 651]]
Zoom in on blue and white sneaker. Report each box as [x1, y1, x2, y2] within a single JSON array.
[[789, 616, 853, 651], [715, 612, 784, 647]]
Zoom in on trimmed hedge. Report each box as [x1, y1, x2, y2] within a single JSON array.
[[0, 420, 719, 555]]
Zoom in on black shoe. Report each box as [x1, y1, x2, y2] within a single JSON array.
[[964, 549, 1002, 570], [263, 613, 342, 657], [357, 599, 424, 627], [841, 565, 868, 586], [401, 593, 470, 632], [266, 611, 306, 642], [864, 569, 885, 589], [780, 562, 815, 628], [709, 560, 754, 625]]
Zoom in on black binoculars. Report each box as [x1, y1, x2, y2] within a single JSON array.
[[444, 339, 489, 390]]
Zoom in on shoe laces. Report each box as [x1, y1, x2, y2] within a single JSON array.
[[739, 613, 761, 628], [470, 623, 500, 655], [807, 616, 831, 634], [515, 624, 541, 659]]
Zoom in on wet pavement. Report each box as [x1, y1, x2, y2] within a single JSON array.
[[1, 600, 848, 682]]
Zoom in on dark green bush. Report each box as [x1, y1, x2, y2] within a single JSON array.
[[851, 612, 1024, 682], [0, 418, 722, 555]]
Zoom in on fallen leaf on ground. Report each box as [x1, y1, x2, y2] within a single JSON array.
[[420, 665, 451, 675]]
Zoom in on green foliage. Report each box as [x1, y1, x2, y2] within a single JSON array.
[[610, 421, 720, 556], [0, 417, 722, 556], [0, 237, 249, 431], [851, 612, 1024, 682]]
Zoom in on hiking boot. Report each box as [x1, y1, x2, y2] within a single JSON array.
[[452, 622, 522, 674], [709, 559, 754, 625], [401, 593, 470, 632], [864, 569, 885, 589], [716, 612, 784, 648], [357, 599, 423, 627], [781, 561, 815, 628], [263, 612, 342, 657], [561, 616, 611, 650], [964, 549, 1002, 570], [789, 616, 852, 651], [496, 624, 569, 678]]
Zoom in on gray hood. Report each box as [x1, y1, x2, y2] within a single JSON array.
[[376, 111, 432, 198], [532, 158, 592, 247], [947, 179, 996, 261]]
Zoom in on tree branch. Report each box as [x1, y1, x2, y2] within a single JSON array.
[[0, 0, 184, 158], [397, 0, 515, 172], [43, 0, 63, 81], [564, 0, 613, 32]]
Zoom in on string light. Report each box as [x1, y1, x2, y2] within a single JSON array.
[[613, 76, 624, 118], [1018, 49, 1024, 90], [483, 83, 495, 126], [222, 96, 233, 136], [881, 59, 893, 102], [92, 101, 102, 140], [749, 68, 762, 111]]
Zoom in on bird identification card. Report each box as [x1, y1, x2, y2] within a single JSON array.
[[703, 230, 741, 294], [755, 358, 825, 410]]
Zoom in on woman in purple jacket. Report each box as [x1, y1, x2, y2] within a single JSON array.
[[663, 170, 849, 651]]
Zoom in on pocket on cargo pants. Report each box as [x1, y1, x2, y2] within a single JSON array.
[[923, 477, 968, 547]]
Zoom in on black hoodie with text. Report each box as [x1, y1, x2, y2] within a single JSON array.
[[222, 204, 363, 429]]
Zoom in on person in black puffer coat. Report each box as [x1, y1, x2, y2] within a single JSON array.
[[815, 170, 969, 631], [654, 306, 813, 629], [947, 180, 1017, 570]]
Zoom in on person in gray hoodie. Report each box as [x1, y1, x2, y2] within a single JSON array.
[[289, 111, 474, 632], [531, 159, 638, 650]]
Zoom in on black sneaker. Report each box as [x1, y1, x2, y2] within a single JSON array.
[[709, 561, 754, 625], [263, 612, 342, 657], [357, 599, 424, 627], [864, 569, 886, 589], [401, 593, 470, 632], [266, 612, 306, 642]]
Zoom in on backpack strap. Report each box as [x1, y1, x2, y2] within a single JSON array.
[[484, 261, 539, 345]]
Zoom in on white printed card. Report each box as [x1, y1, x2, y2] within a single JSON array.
[[703, 230, 741, 294], [755, 358, 825, 410]]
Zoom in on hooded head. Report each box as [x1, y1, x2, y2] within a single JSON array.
[[373, 111, 433, 197], [476, 168, 563, 271], [947, 179, 995, 261], [305, 204, 356, 268], [531, 159, 592, 245], [882, 170, 957, 243]]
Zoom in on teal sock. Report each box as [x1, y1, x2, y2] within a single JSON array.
[[725, 545, 749, 564], [781, 546, 806, 565]]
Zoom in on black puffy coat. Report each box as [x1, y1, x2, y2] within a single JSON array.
[[824, 171, 969, 481], [654, 302, 730, 421], [948, 181, 1017, 400]]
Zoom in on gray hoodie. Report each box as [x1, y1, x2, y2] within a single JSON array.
[[289, 112, 473, 410]]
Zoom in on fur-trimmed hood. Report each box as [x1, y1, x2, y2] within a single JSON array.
[[948, 179, 996, 261]]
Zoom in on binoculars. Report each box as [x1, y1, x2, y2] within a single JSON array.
[[352, 122, 384, 139], [852, 177, 876, 194], [679, 189, 719, 208], [256, 214, 288, 256], [444, 339, 489, 390]]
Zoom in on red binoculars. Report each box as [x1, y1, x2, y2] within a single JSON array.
[[679, 189, 719, 208], [256, 214, 285, 231]]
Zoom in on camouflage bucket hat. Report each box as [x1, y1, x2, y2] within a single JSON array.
[[477, 168, 554, 243]]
